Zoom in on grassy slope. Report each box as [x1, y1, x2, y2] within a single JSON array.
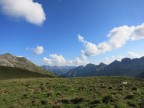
[[0, 77, 144, 108], [0, 54, 55, 76], [10, 58, 54, 75], [0, 66, 55, 80]]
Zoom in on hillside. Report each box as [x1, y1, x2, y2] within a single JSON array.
[[0, 77, 143, 107], [0, 66, 54, 80], [0, 53, 54, 76], [63, 56, 144, 78]]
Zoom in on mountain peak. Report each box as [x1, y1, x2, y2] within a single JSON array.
[[99, 63, 107, 67], [110, 60, 120, 65], [121, 58, 131, 63], [85, 63, 96, 67], [0, 53, 29, 63], [3, 53, 12, 56], [140, 56, 144, 59], [1, 53, 13, 57]]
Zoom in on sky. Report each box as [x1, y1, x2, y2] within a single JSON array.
[[0, 0, 144, 66]]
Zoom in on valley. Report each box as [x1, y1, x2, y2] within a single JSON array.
[[0, 53, 144, 108]]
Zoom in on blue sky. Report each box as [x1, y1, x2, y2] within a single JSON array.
[[0, 0, 144, 66]]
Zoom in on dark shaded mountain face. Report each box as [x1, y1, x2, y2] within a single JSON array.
[[62, 66, 84, 77], [41, 65, 76, 75], [97, 57, 144, 77], [137, 71, 144, 78], [63, 56, 144, 78], [63, 63, 107, 77], [0, 53, 55, 77]]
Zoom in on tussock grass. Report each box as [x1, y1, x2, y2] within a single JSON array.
[[0, 77, 143, 107]]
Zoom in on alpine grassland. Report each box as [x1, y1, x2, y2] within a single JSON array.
[[0, 77, 143, 108]]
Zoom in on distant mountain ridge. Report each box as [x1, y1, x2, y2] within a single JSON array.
[[63, 56, 144, 78], [0, 53, 55, 77], [63, 63, 107, 77], [97, 57, 144, 77], [41, 65, 76, 75]]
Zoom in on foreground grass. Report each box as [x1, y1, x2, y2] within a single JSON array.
[[0, 77, 144, 108]]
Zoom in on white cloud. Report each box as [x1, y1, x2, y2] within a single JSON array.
[[43, 57, 52, 64], [0, 0, 46, 25], [107, 25, 134, 48], [17, 56, 24, 58], [50, 54, 67, 66], [128, 52, 142, 58], [131, 24, 144, 40], [43, 54, 68, 66], [102, 52, 143, 65], [103, 55, 123, 64], [69, 51, 89, 66], [43, 54, 89, 66], [78, 34, 86, 43], [78, 23, 144, 56], [81, 50, 87, 60], [78, 34, 99, 56], [33, 46, 44, 55]]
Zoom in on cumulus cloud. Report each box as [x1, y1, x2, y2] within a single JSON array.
[[33, 46, 44, 55], [0, 0, 46, 25], [78, 23, 144, 56], [43, 54, 89, 66], [43, 54, 67, 66]]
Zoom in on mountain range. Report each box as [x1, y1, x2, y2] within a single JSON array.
[[63, 57, 144, 78], [63, 63, 107, 77], [0, 53, 144, 79], [0, 53, 55, 79], [41, 65, 76, 75], [62, 63, 106, 77]]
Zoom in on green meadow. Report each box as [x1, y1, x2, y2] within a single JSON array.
[[0, 77, 144, 108]]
